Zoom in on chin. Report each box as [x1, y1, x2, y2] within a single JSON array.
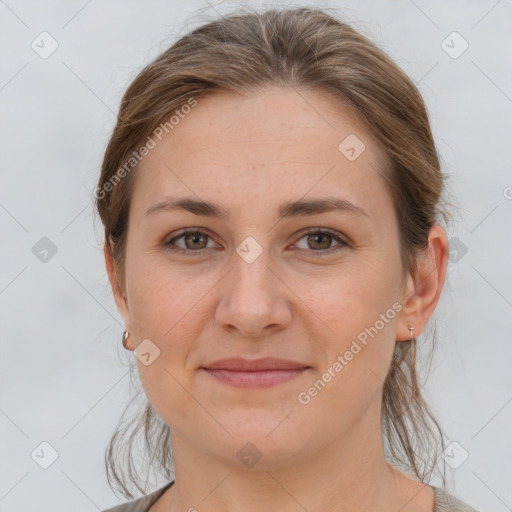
[[224, 437, 307, 472], [199, 421, 309, 471]]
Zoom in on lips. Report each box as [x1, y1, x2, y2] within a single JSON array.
[[201, 357, 311, 389], [202, 357, 310, 371]]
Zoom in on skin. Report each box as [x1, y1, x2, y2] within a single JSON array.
[[105, 86, 448, 512]]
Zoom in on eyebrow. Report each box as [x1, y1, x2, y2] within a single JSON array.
[[145, 196, 370, 221]]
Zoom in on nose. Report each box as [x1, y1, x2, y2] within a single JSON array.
[[214, 249, 292, 338]]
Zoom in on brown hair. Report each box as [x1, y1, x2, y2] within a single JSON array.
[[95, 5, 450, 498]]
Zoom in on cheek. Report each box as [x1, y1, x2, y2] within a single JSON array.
[[131, 286, 201, 429], [127, 253, 208, 336], [303, 255, 401, 336], [127, 261, 212, 423], [300, 251, 402, 393], [298, 274, 399, 433]]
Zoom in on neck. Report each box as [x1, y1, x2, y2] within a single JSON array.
[[158, 406, 432, 512]]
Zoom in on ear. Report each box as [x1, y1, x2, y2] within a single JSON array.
[[396, 224, 449, 341], [104, 238, 133, 349]]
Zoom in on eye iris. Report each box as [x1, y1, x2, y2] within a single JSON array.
[[308, 233, 331, 250], [185, 232, 207, 250]]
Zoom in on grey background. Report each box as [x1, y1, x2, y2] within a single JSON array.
[[1, 0, 511, 511]]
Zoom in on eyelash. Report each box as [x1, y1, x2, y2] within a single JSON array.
[[165, 228, 348, 257]]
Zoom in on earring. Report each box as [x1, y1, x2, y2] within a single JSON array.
[[409, 326, 415, 342], [122, 330, 130, 350]]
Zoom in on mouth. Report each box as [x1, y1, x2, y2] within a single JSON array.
[[200, 357, 311, 388]]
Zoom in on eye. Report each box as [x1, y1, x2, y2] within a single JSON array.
[[164, 228, 348, 256], [165, 229, 217, 255], [293, 228, 348, 256]]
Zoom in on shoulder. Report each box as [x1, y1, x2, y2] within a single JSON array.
[[102, 481, 480, 512], [432, 486, 481, 512], [102, 481, 175, 512]]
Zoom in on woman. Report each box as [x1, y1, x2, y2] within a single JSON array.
[[96, 6, 479, 512]]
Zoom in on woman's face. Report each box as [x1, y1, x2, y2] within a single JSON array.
[[111, 87, 418, 469]]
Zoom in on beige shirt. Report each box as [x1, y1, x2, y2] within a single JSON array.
[[102, 481, 481, 512]]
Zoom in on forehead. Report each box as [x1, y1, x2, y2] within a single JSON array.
[[158, 86, 382, 164], [131, 86, 392, 222]]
